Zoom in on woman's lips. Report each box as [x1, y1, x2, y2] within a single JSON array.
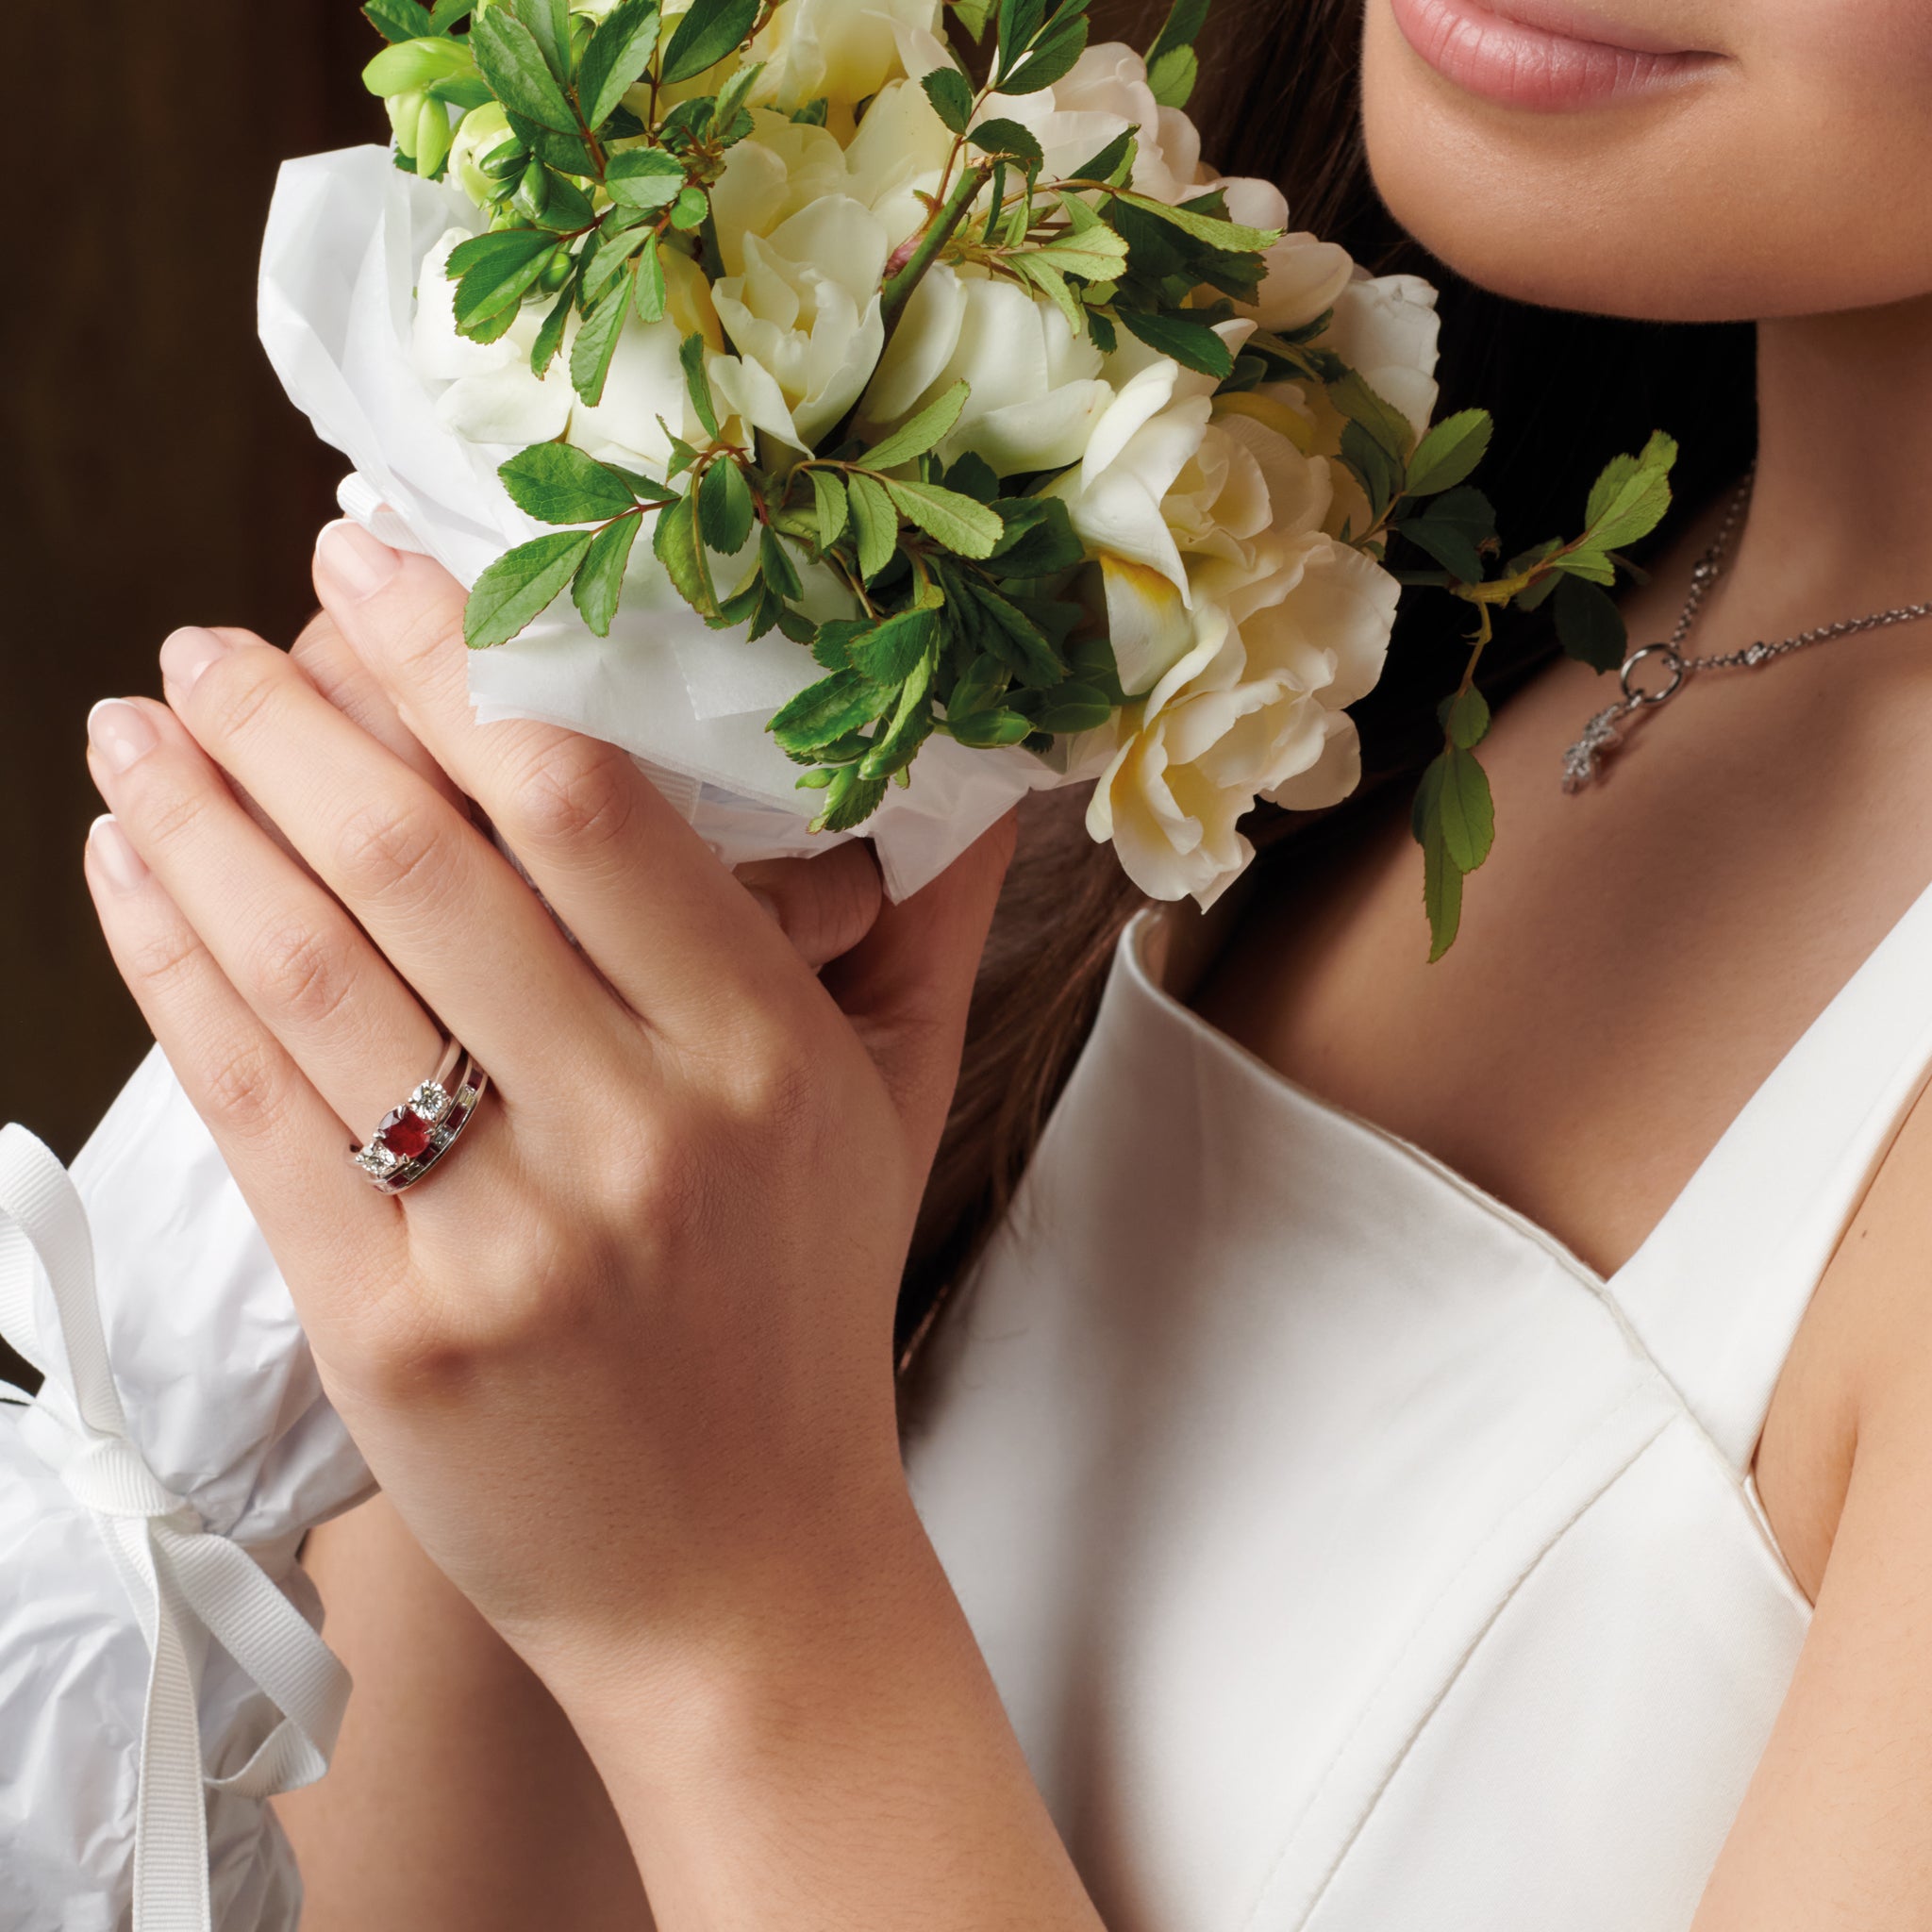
[[1389, 0, 1723, 109]]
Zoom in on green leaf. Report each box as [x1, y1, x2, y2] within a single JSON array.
[[998, 9, 1089, 93], [942, 451, 999, 503], [1144, 42, 1197, 106], [530, 283, 573, 375], [808, 469, 850, 551], [1437, 742, 1493, 872], [1031, 221, 1130, 283], [1112, 188, 1279, 254], [849, 608, 940, 683], [860, 663, 938, 781], [812, 765, 891, 832], [969, 118, 1045, 169], [605, 145, 687, 208], [512, 0, 575, 82], [570, 284, 629, 406], [1328, 366, 1416, 463], [759, 525, 803, 600], [577, 0, 659, 128], [428, 0, 475, 29], [1145, 0, 1208, 67], [1068, 126, 1136, 183], [661, 0, 759, 82], [769, 668, 894, 756], [970, 582, 1062, 686], [1422, 815, 1463, 962], [698, 458, 756, 555], [1023, 679, 1114, 735], [860, 381, 971, 472], [363, 0, 431, 45], [678, 333, 720, 440], [471, 6, 579, 131], [1553, 575, 1628, 672], [1399, 486, 1494, 583], [465, 529, 595, 647], [1553, 544, 1618, 587], [1583, 429, 1678, 553], [954, 0, 994, 37], [449, 227, 559, 326], [571, 512, 642, 635], [498, 441, 639, 524], [882, 478, 1003, 558], [582, 220, 653, 302], [922, 66, 974, 135], [1118, 308, 1233, 380], [1441, 684, 1491, 750], [1341, 421, 1398, 525], [847, 473, 898, 582], [984, 495, 1082, 576], [670, 185, 710, 230], [653, 492, 714, 611], [1406, 408, 1493, 498], [632, 237, 668, 322]]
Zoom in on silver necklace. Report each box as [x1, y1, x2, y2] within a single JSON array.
[[1559, 474, 1932, 792]]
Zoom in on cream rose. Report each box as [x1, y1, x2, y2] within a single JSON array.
[[707, 196, 889, 450], [745, 0, 942, 120], [858, 268, 1113, 475]]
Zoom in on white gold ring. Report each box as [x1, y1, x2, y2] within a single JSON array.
[[350, 1038, 488, 1194]]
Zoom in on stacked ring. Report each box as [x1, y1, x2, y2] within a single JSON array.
[[350, 1038, 489, 1194]]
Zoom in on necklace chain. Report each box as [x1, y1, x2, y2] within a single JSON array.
[[1558, 472, 1932, 791]]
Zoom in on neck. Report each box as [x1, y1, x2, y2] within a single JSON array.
[[1731, 295, 1932, 619]]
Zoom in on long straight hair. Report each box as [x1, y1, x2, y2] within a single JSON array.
[[898, 0, 1757, 1364]]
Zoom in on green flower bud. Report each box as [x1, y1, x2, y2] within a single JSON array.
[[449, 100, 514, 208], [385, 88, 427, 160], [539, 246, 575, 293], [516, 159, 551, 222], [363, 36, 475, 100], [414, 95, 455, 181]]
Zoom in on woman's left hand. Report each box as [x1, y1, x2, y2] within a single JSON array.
[[80, 520, 1012, 1697]]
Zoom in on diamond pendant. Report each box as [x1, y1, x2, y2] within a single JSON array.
[[1560, 643, 1688, 793]]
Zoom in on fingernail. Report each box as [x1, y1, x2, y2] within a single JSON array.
[[87, 698, 159, 774], [88, 815, 148, 891], [159, 625, 231, 695], [316, 519, 402, 601]]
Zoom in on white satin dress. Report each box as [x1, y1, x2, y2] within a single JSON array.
[[904, 898, 1932, 1931]]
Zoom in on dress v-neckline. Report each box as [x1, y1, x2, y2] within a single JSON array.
[[1117, 858, 1932, 1467]]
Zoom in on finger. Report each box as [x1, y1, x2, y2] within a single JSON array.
[[821, 814, 1017, 1165], [85, 693, 446, 1141], [735, 844, 884, 971], [310, 521, 814, 1034], [151, 625, 617, 1096], [285, 612, 467, 811], [80, 812, 396, 1314]]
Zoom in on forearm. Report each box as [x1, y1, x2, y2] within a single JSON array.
[[549, 1489, 1104, 1930]]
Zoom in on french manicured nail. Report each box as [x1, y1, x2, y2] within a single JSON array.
[[159, 625, 231, 694], [87, 698, 158, 774], [89, 815, 148, 891], [316, 519, 402, 601]]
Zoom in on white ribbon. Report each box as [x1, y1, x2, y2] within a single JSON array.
[[0, 1123, 352, 1932]]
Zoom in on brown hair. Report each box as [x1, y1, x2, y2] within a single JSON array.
[[896, 0, 1758, 1366]]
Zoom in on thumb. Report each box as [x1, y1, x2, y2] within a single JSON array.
[[822, 813, 1018, 1168]]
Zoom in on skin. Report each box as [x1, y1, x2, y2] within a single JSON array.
[[75, 1, 1932, 1922]]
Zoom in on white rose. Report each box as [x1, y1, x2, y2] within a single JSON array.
[[448, 101, 511, 210], [707, 196, 889, 449], [1208, 175, 1357, 334], [858, 268, 1113, 475], [708, 111, 851, 275], [840, 75, 956, 251], [1318, 271, 1442, 441], [1085, 535, 1398, 906], [746, 0, 942, 119], [412, 228, 715, 467], [984, 43, 1202, 204]]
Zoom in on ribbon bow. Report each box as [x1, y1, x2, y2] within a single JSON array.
[[0, 1124, 351, 1932]]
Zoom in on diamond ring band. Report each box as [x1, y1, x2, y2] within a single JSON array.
[[350, 1038, 488, 1194]]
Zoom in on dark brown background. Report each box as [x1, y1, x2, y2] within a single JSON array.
[[2, 6, 378, 1162]]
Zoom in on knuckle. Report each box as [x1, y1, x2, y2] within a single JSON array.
[[249, 919, 356, 1030], [122, 920, 208, 1002], [191, 648, 286, 750], [198, 1037, 290, 1142], [331, 796, 456, 908], [508, 739, 641, 857]]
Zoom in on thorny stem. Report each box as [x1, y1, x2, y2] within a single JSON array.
[[879, 161, 995, 336]]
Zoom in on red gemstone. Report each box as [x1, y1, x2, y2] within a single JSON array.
[[375, 1106, 434, 1162]]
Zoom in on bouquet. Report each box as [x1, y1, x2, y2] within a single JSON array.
[[281, 0, 1681, 954]]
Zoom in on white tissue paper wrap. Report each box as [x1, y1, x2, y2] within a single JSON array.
[[258, 143, 1069, 902], [1, 1052, 367, 1932]]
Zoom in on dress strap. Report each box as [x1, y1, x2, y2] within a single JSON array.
[[1609, 874, 1932, 1471]]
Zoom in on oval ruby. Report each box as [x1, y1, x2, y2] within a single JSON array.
[[375, 1106, 434, 1162]]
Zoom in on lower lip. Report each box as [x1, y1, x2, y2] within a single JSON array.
[[1389, 0, 1721, 110]]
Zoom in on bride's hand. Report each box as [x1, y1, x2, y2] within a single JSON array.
[[79, 520, 1014, 1698]]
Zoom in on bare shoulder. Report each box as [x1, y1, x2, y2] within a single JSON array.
[[276, 1493, 651, 1931], [1757, 1066, 1932, 1603]]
